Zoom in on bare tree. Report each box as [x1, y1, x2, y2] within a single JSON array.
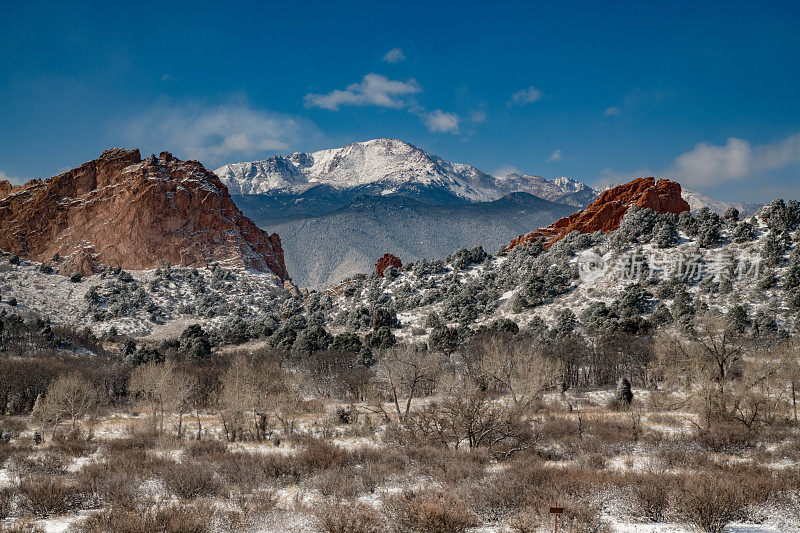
[[167, 370, 198, 440], [129, 361, 177, 435], [465, 335, 556, 410], [219, 355, 292, 441], [694, 313, 748, 409], [404, 377, 533, 457], [34, 373, 99, 435], [374, 345, 445, 422], [655, 315, 758, 427]]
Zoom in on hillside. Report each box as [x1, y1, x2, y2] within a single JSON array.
[[257, 193, 576, 288], [2, 177, 796, 346]]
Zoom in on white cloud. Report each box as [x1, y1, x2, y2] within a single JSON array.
[[671, 133, 800, 187], [493, 165, 521, 177], [304, 73, 421, 111], [382, 48, 406, 63], [605, 106, 621, 116], [424, 110, 460, 134], [510, 85, 543, 105], [547, 150, 562, 163], [672, 138, 751, 186], [599, 132, 800, 190], [160, 74, 176, 82], [470, 110, 487, 124], [0, 170, 22, 185], [125, 98, 309, 165]]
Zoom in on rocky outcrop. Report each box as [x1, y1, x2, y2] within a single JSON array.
[[0, 148, 289, 280], [376, 253, 402, 277], [505, 177, 690, 251], [0, 180, 13, 198]]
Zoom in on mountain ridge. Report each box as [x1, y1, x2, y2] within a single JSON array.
[[215, 138, 599, 208]]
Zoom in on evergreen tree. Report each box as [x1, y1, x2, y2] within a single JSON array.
[[615, 378, 633, 407], [552, 309, 578, 338], [761, 232, 786, 266], [654, 220, 679, 248], [732, 220, 756, 243]]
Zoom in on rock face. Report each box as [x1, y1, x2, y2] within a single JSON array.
[[505, 177, 690, 251], [0, 149, 289, 279], [376, 253, 402, 277]]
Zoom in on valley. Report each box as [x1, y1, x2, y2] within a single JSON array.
[[0, 152, 798, 532]]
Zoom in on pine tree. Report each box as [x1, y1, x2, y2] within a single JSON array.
[[616, 378, 633, 407]]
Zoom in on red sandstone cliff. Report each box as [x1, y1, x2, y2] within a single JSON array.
[[0, 148, 289, 280], [505, 177, 690, 252], [376, 254, 402, 277]]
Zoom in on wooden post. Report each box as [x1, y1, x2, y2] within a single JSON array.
[[550, 501, 564, 532]]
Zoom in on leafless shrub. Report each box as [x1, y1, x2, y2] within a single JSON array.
[[583, 453, 607, 470], [8, 450, 69, 477], [158, 459, 223, 500], [631, 473, 672, 522], [0, 417, 27, 436], [0, 521, 45, 533], [185, 438, 227, 458], [311, 466, 366, 499], [102, 431, 157, 453], [316, 500, 385, 533], [695, 419, 756, 452], [556, 499, 611, 533], [78, 503, 214, 533], [507, 507, 543, 533], [536, 415, 580, 445], [383, 489, 480, 533], [233, 489, 278, 519], [677, 474, 747, 533], [0, 487, 15, 519], [463, 456, 554, 522], [294, 438, 351, 475], [653, 446, 710, 470], [347, 446, 408, 492], [51, 426, 98, 456], [17, 475, 84, 517], [403, 446, 486, 485], [77, 462, 142, 510], [211, 450, 296, 490]]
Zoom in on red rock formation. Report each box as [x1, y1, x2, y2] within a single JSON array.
[[0, 180, 12, 198], [0, 148, 289, 280], [505, 177, 690, 252], [376, 253, 402, 277]]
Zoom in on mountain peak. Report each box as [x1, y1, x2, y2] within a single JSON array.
[[214, 140, 599, 207]]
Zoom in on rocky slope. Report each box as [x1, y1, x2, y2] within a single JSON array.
[[506, 177, 690, 251], [0, 149, 289, 280]]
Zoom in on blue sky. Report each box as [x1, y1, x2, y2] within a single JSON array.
[[1, 0, 799, 202]]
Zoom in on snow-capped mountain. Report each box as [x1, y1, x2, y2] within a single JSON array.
[[496, 173, 598, 207], [214, 138, 598, 207], [681, 189, 763, 216]]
